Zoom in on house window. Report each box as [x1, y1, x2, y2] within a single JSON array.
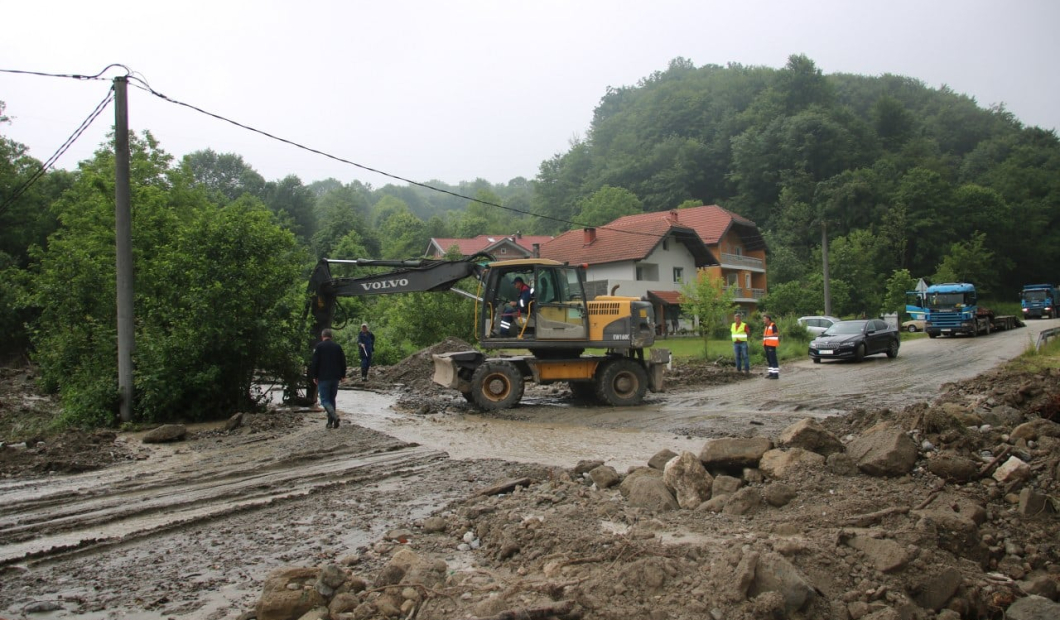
[[662, 239, 669, 251], [636, 263, 659, 282], [745, 273, 751, 289], [726, 273, 738, 286], [673, 267, 683, 283], [500, 248, 507, 255], [733, 246, 743, 256]]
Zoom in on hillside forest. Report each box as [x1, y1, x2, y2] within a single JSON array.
[[1, 54, 1058, 426]]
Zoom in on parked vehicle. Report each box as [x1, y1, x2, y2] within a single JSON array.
[[905, 290, 928, 321], [901, 319, 926, 333], [924, 282, 1017, 338], [808, 319, 900, 363], [797, 315, 841, 337], [1020, 284, 1059, 319]]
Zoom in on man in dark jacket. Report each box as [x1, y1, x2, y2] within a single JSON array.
[[309, 328, 346, 428], [357, 323, 375, 381]]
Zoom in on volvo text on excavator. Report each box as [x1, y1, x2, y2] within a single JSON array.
[[301, 254, 670, 410]]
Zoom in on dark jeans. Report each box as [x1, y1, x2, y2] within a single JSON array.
[[732, 341, 749, 371], [765, 346, 779, 375], [317, 378, 339, 421], [360, 355, 372, 378]]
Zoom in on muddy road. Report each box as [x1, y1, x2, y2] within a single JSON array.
[[346, 321, 1054, 468], [0, 320, 1053, 619]]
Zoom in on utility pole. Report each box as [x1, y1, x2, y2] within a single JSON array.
[[114, 76, 134, 423], [821, 221, 832, 316]]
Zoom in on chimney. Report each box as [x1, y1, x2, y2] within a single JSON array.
[[583, 227, 597, 245], [532, 243, 540, 258], [668, 210, 679, 224], [516, 231, 522, 239]]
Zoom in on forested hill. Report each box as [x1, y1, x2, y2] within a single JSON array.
[[530, 55, 1060, 309]]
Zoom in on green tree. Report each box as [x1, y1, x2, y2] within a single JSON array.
[[264, 175, 316, 243], [679, 269, 735, 356], [182, 149, 266, 204], [931, 232, 1005, 296], [574, 185, 643, 227], [881, 268, 916, 318], [30, 132, 306, 426]]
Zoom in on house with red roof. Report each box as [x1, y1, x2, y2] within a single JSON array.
[[425, 233, 554, 260], [538, 205, 767, 332]]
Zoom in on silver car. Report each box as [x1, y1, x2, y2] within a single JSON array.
[[797, 315, 842, 337]]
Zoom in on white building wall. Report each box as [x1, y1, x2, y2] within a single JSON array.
[[585, 237, 699, 299]]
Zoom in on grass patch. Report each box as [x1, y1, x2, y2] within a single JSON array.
[[1006, 334, 1060, 374]]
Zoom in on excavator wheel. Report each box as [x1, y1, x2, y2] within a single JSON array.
[[594, 358, 648, 407], [470, 361, 525, 411]]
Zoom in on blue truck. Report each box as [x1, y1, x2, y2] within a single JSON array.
[[1020, 284, 1059, 319], [924, 282, 1017, 338]]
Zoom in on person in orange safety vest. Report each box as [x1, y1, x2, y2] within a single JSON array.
[[763, 314, 780, 379]]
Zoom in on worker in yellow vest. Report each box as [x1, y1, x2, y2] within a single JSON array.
[[763, 314, 780, 379], [730, 312, 751, 373]]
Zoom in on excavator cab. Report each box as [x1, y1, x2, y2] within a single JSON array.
[[479, 260, 590, 346]]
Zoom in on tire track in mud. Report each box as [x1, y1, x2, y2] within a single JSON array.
[[0, 443, 446, 566]]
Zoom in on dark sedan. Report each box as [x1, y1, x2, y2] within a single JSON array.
[[808, 319, 900, 363]]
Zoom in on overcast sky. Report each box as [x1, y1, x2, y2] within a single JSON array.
[[3, 1, 1058, 189]]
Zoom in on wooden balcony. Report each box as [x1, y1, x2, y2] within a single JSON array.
[[719, 253, 764, 271]]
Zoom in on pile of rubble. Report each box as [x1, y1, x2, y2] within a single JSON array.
[[250, 369, 1060, 620]]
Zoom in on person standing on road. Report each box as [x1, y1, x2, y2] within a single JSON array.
[[730, 311, 751, 373], [357, 322, 375, 381], [762, 314, 780, 379], [309, 328, 346, 429]]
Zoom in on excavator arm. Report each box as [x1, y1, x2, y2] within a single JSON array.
[[306, 254, 491, 341]]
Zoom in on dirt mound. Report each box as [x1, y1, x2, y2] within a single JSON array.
[[378, 337, 476, 391]]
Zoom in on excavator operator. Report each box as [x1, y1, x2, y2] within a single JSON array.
[[499, 276, 533, 336]]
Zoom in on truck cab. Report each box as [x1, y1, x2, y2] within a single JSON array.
[[924, 283, 983, 337], [1020, 284, 1059, 319]]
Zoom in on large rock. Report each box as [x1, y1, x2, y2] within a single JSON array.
[[994, 456, 1032, 484], [619, 467, 661, 499], [749, 552, 816, 614], [589, 465, 620, 489], [1006, 595, 1060, 620], [911, 567, 962, 610], [847, 423, 918, 476], [1011, 418, 1060, 442], [841, 531, 913, 573], [256, 567, 326, 620], [626, 475, 679, 512], [647, 448, 678, 470], [761, 483, 797, 508], [926, 454, 980, 482], [778, 418, 845, 456], [722, 487, 762, 516], [142, 424, 187, 444], [699, 437, 773, 471], [759, 448, 826, 479], [711, 475, 742, 497], [662, 451, 713, 509]]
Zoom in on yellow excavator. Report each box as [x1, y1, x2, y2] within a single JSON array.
[[303, 254, 669, 410]]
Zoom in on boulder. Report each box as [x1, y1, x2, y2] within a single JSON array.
[[711, 474, 742, 497], [926, 454, 980, 482], [847, 423, 917, 476], [994, 456, 1032, 484], [663, 451, 713, 509], [699, 437, 773, 470], [722, 487, 762, 516], [912, 566, 962, 610], [1006, 595, 1060, 620], [842, 531, 913, 573], [778, 418, 845, 456], [626, 475, 679, 512], [647, 448, 679, 470], [589, 465, 621, 489], [573, 459, 604, 476], [761, 483, 797, 508], [142, 424, 187, 444], [749, 552, 816, 614], [759, 448, 826, 479], [619, 467, 662, 499], [1011, 418, 1060, 442], [1018, 488, 1052, 516], [256, 567, 325, 620]]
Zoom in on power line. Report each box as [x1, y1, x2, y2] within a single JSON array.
[[0, 64, 129, 81], [0, 85, 115, 217], [126, 76, 668, 240]]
